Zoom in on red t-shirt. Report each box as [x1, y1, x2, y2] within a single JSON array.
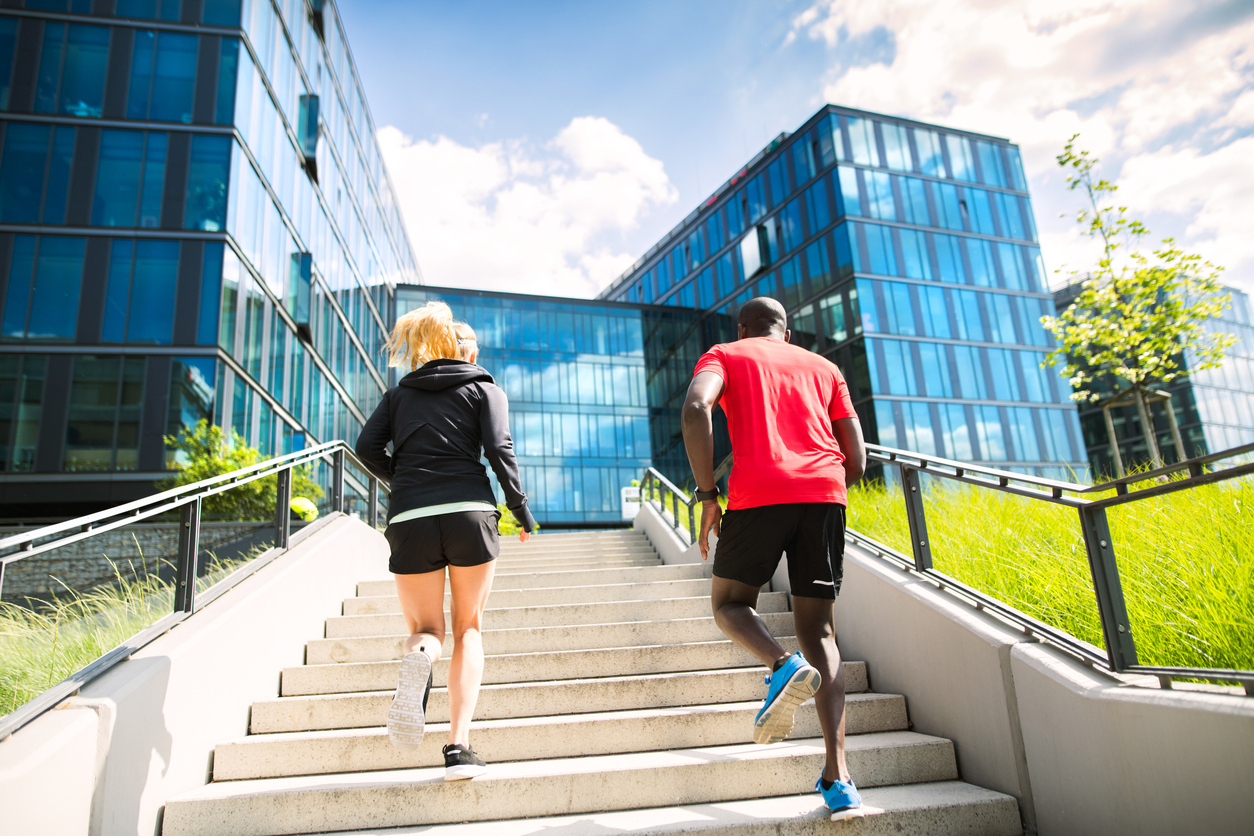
[[694, 337, 858, 510]]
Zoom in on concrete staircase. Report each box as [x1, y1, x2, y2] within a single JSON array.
[[162, 530, 1022, 835]]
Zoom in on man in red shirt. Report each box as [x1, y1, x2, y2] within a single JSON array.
[[681, 296, 866, 814]]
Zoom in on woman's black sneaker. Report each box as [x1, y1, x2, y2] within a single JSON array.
[[442, 744, 487, 780]]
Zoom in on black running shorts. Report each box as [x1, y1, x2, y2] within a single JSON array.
[[713, 503, 846, 599], [385, 510, 500, 575]]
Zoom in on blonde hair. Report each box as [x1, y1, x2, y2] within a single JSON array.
[[385, 301, 459, 370], [453, 321, 478, 361]]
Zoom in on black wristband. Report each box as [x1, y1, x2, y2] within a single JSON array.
[[694, 487, 720, 502]]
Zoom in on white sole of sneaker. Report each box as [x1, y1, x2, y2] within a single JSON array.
[[387, 652, 431, 750], [752, 665, 821, 744], [444, 763, 487, 781]]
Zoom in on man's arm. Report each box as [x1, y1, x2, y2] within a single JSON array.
[[833, 416, 866, 488], [681, 370, 725, 560]]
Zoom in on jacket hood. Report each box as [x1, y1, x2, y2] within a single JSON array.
[[400, 359, 495, 392]]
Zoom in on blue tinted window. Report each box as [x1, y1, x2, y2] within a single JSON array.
[[760, 219, 778, 266], [846, 117, 879, 166], [900, 176, 928, 225], [0, 124, 49, 223], [726, 191, 745, 236], [117, 0, 181, 21], [806, 239, 830, 295], [880, 338, 916, 395], [203, 0, 242, 26], [817, 287, 846, 344], [963, 187, 995, 234], [953, 289, 983, 341], [185, 135, 232, 231], [792, 133, 817, 183], [1015, 296, 1046, 347], [987, 293, 1016, 343], [198, 242, 223, 345], [685, 227, 704, 269], [987, 348, 1020, 400], [102, 239, 132, 342], [779, 255, 802, 310], [639, 270, 654, 303], [873, 398, 897, 447], [881, 123, 912, 171], [933, 233, 964, 283], [939, 403, 972, 459], [127, 239, 178, 343], [1009, 407, 1039, 460], [952, 344, 986, 399], [746, 175, 767, 223], [215, 38, 240, 124], [655, 259, 671, 296], [26, 237, 85, 341], [33, 22, 65, 113], [931, 182, 963, 230], [705, 211, 723, 254], [138, 132, 166, 227], [1025, 247, 1046, 291], [1, 236, 35, 340], [862, 223, 897, 276], [946, 135, 976, 181], [974, 406, 1006, 460], [803, 179, 829, 234], [997, 192, 1025, 239], [697, 267, 714, 308], [0, 17, 17, 110], [127, 31, 155, 119], [855, 278, 878, 332], [998, 244, 1026, 290], [780, 199, 802, 253], [151, 32, 197, 123], [836, 167, 860, 217], [919, 285, 949, 338], [35, 23, 107, 117], [715, 252, 735, 298], [899, 229, 930, 280], [831, 223, 853, 278], [884, 281, 914, 335], [42, 126, 75, 224], [865, 171, 895, 220], [903, 401, 936, 454], [767, 157, 788, 207], [966, 238, 996, 287], [1019, 350, 1047, 402], [1042, 408, 1073, 461], [818, 114, 841, 166], [975, 141, 1006, 187], [1006, 146, 1028, 191], [914, 128, 944, 177], [93, 130, 144, 226]]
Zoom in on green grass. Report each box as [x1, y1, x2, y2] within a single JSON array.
[[0, 548, 254, 716], [847, 476, 1254, 675]]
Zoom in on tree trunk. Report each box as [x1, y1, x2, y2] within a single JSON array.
[[1102, 404, 1125, 478], [1134, 385, 1164, 469]]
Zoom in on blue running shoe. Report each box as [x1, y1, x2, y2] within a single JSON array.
[[752, 652, 821, 744], [816, 775, 862, 812]]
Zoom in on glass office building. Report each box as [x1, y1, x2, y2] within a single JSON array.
[[0, 0, 419, 516], [1055, 282, 1254, 477], [600, 105, 1089, 480], [396, 286, 703, 526]]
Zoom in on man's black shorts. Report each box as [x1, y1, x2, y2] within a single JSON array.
[[713, 503, 845, 599], [385, 510, 500, 575]]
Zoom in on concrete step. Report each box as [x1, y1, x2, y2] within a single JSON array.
[[324, 594, 788, 637], [499, 540, 656, 553], [306, 612, 796, 664], [343, 577, 715, 615], [356, 562, 712, 596], [217, 694, 909, 780], [491, 557, 661, 571], [253, 664, 870, 733], [282, 639, 819, 696], [292, 781, 1021, 836], [163, 733, 958, 835]]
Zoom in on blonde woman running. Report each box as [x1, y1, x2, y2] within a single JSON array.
[[356, 301, 534, 780]]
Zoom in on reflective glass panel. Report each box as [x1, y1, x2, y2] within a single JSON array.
[[1, 235, 35, 340], [939, 403, 973, 459], [975, 141, 1006, 187], [138, 132, 167, 228], [806, 239, 831, 295], [846, 117, 879, 166], [836, 167, 860, 216], [899, 229, 930, 280], [946, 134, 976, 181], [58, 24, 108, 117], [43, 126, 75, 224], [126, 239, 179, 343], [102, 239, 132, 342], [900, 176, 928, 225], [185, 135, 232, 231], [27, 236, 84, 341], [216, 38, 240, 124], [804, 179, 830, 234], [865, 171, 895, 220], [953, 345, 986, 399], [0, 17, 16, 110], [881, 122, 913, 171], [0, 123, 48, 223], [931, 182, 963, 230], [975, 405, 1006, 459], [914, 128, 944, 177], [93, 129, 144, 226]]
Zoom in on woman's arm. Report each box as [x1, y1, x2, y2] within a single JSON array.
[[354, 391, 393, 482], [479, 385, 535, 533]]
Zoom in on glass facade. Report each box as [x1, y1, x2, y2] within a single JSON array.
[[1056, 282, 1254, 477], [600, 105, 1088, 481], [396, 287, 704, 526], [0, 0, 419, 516]]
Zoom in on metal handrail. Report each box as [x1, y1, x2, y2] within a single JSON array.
[[862, 441, 1253, 693], [641, 442, 1253, 693], [0, 440, 389, 739]]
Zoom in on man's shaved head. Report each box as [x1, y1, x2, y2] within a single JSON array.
[[738, 297, 787, 338]]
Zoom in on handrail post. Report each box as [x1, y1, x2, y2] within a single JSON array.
[[368, 476, 379, 528], [332, 448, 345, 514], [688, 501, 696, 545], [174, 498, 201, 613], [1078, 505, 1138, 671], [274, 466, 292, 550], [900, 466, 933, 571]]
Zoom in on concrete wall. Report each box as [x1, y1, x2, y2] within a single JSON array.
[[0, 515, 391, 836], [635, 517, 1254, 835]]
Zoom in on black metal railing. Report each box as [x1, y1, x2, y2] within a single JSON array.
[[0, 440, 388, 739], [858, 441, 1254, 694], [638, 442, 1253, 694]]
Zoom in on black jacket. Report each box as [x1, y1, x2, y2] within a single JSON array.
[[355, 359, 535, 532]]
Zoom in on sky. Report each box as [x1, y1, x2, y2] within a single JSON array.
[[337, 0, 1254, 301]]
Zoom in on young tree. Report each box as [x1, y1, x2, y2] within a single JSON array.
[[162, 420, 323, 520], [1042, 136, 1236, 471]]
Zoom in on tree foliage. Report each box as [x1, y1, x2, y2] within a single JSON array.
[[161, 420, 323, 521], [1041, 136, 1236, 403]]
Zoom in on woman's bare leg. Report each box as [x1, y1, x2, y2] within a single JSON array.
[[395, 569, 447, 662], [446, 560, 497, 747]]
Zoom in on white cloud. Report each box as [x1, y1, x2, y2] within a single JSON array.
[[377, 117, 678, 299], [792, 0, 1254, 296]]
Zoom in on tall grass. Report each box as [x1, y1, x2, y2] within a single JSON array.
[[0, 547, 252, 716], [847, 475, 1254, 675]]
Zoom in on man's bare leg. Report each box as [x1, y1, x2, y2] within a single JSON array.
[[711, 575, 790, 668], [792, 595, 850, 784]]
